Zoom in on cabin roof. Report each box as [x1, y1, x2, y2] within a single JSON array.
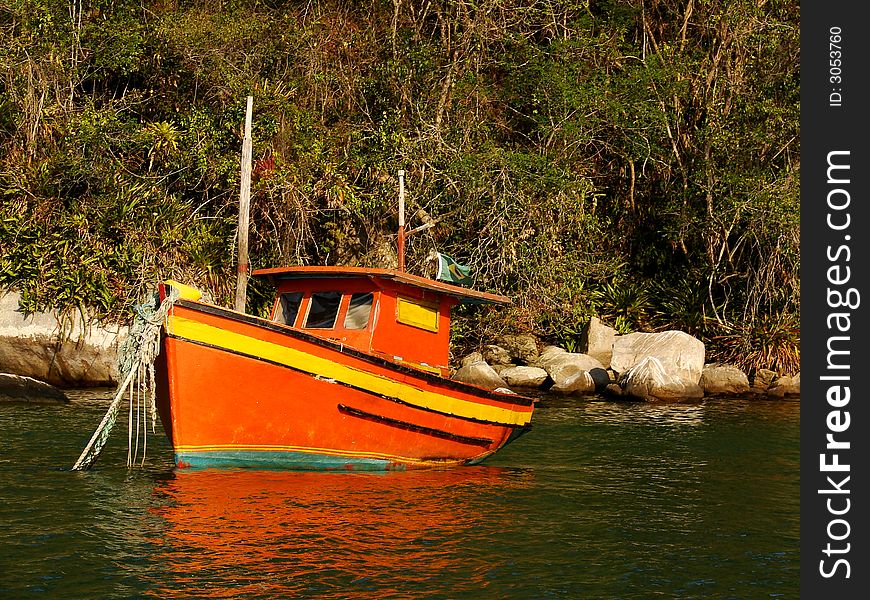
[[252, 266, 512, 306]]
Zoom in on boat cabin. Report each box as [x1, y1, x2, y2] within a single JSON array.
[[252, 266, 510, 375]]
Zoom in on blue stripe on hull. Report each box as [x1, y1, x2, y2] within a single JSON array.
[[175, 450, 410, 471]]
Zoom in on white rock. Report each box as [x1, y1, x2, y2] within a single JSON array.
[[700, 364, 750, 395], [550, 370, 596, 394], [611, 330, 705, 384], [0, 291, 127, 387], [537, 350, 608, 392], [482, 345, 512, 366], [452, 360, 508, 391], [500, 366, 548, 388], [619, 356, 704, 402], [767, 372, 800, 398], [460, 352, 484, 368], [581, 317, 617, 368]]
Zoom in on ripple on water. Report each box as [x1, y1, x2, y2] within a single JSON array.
[[0, 390, 798, 599]]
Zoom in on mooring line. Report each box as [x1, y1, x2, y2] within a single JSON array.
[[72, 288, 179, 471]]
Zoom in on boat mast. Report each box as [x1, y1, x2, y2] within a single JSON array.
[[235, 95, 254, 312]]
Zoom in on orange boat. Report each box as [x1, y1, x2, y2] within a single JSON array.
[[154, 266, 535, 470]]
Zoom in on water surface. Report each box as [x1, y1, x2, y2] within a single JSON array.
[[0, 392, 799, 598]]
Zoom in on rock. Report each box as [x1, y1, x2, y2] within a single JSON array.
[[700, 363, 750, 395], [604, 383, 625, 397], [490, 363, 513, 376], [536, 345, 568, 365], [460, 352, 484, 368], [0, 291, 128, 387], [452, 360, 508, 391], [537, 350, 608, 393], [750, 368, 778, 393], [497, 334, 539, 365], [0, 373, 69, 404], [550, 370, 596, 394], [581, 317, 617, 368], [768, 373, 800, 398], [500, 366, 548, 389], [611, 330, 705, 384], [482, 345, 513, 367], [611, 331, 705, 401], [619, 356, 704, 402]]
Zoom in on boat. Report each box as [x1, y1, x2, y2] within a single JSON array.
[[153, 266, 535, 470], [68, 163, 535, 472]]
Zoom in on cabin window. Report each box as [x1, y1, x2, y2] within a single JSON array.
[[396, 296, 440, 332], [304, 291, 342, 328], [343, 292, 374, 329], [276, 292, 303, 325]]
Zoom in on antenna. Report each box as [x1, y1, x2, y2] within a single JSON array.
[[397, 169, 406, 272]]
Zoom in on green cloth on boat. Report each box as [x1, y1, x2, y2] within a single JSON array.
[[436, 253, 472, 286]]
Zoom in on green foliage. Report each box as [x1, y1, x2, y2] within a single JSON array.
[[588, 280, 654, 334], [650, 274, 712, 336], [710, 314, 801, 376], [0, 0, 800, 370]]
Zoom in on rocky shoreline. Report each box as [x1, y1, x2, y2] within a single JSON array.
[[0, 292, 799, 404], [451, 317, 800, 402]]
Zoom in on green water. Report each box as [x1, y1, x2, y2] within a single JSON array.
[[0, 392, 799, 599]]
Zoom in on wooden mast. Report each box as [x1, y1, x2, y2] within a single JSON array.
[[234, 95, 253, 312]]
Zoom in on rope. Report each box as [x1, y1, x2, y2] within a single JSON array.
[[71, 287, 180, 471]]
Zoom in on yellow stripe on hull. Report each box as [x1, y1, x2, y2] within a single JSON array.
[[166, 315, 531, 426]]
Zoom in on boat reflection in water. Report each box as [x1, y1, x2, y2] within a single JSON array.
[[149, 467, 532, 597]]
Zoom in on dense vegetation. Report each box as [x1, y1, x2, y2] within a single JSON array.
[[0, 0, 799, 372]]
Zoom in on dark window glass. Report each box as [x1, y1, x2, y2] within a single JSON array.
[[304, 292, 342, 328], [343, 292, 373, 329], [276, 292, 303, 325]]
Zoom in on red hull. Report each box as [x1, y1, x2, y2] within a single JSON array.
[[156, 301, 534, 470]]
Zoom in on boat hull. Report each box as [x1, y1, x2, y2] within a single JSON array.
[[155, 301, 534, 470]]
